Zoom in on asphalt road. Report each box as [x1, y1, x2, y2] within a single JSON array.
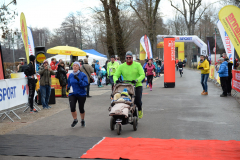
[[1, 68, 240, 160]]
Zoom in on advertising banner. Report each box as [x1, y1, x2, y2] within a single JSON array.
[[0, 43, 4, 80], [164, 37, 175, 88], [232, 70, 240, 92], [219, 5, 240, 57], [209, 65, 215, 79], [20, 13, 29, 63], [27, 27, 35, 56], [139, 43, 146, 60], [0, 78, 28, 111], [140, 35, 153, 60], [217, 20, 235, 62]]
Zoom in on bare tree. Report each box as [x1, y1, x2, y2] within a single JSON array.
[[109, 0, 126, 61], [130, 0, 161, 56], [0, 0, 17, 39], [100, 0, 115, 57]]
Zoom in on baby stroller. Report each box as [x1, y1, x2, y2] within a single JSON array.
[[109, 80, 138, 135]]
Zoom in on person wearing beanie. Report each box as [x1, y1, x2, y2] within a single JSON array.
[[107, 55, 119, 91], [67, 61, 89, 127], [39, 59, 55, 109], [113, 51, 145, 119], [24, 55, 38, 113], [80, 58, 94, 97], [57, 61, 68, 98]]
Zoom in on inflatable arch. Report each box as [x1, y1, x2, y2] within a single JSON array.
[[157, 42, 185, 61], [157, 35, 208, 56]]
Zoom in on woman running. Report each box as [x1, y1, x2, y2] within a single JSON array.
[[145, 59, 155, 91], [67, 62, 89, 127]]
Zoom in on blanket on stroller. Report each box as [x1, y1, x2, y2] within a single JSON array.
[[109, 103, 130, 117]]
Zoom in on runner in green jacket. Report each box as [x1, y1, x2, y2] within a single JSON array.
[[107, 55, 119, 90], [113, 51, 145, 119]]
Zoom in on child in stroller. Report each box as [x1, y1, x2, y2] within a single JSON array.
[[109, 81, 138, 135]]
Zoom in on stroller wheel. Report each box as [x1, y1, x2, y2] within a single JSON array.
[[133, 117, 138, 131], [117, 123, 121, 135], [110, 117, 115, 131]]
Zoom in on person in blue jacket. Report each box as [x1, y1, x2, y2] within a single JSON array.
[[218, 58, 229, 97], [67, 62, 89, 127], [95, 60, 103, 88]]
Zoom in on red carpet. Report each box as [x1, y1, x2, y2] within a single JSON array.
[[81, 137, 240, 160]]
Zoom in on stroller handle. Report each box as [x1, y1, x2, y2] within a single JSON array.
[[116, 80, 137, 86]]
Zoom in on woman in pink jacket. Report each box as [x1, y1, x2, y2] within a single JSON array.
[[145, 59, 155, 91]]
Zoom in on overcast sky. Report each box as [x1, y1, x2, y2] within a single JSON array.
[[7, 0, 223, 32]]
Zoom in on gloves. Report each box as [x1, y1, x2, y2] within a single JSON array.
[[131, 80, 137, 84], [74, 75, 79, 81], [67, 87, 70, 92]]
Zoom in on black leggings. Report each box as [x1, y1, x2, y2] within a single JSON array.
[[28, 79, 36, 110], [147, 75, 153, 86], [69, 96, 86, 113]]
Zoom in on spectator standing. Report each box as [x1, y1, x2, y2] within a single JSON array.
[[107, 55, 119, 91], [67, 62, 89, 127], [39, 60, 55, 109], [226, 58, 233, 96], [103, 60, 110, 85], [50, 58, 57, 71], [80, 58, 94, 97], [197, 55, 210, 95], [57, 62, 68, 98], [95, 60, 103, 88], [218, 58, 229, 97], [24, 55, 38, 113], [92, 59, 96, 73]]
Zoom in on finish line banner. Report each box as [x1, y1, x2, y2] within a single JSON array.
[[232, 70, 240, 92]]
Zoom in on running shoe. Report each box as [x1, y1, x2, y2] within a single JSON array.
[[81, 120, 85, 127], [138, 110, 143, 119], [71, 120, 78, 127], [30, 108, 38, 113]]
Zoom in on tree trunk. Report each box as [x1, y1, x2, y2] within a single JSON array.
[[101, 0, 115, 57], [110, 0, 126, 62]]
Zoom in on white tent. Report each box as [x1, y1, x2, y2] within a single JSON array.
[[46, 52, 107, 66]]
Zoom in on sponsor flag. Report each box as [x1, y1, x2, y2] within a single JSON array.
[[0, 42, 5, 79], [219, 5, 240, 57], [20, 13, 29, 63], [27, 27, 35, 56], [140, 35, 153, 59], [208, 40, 211, 62], [217, 20, 235, 62]]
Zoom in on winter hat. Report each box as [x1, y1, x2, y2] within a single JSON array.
[[121, 88, 129, 97], [29, 55, 35, 62], [84, 58, 88, 63], [43, 60, 48, 64], [96, 60, 99, 63], [111, 55, 115, 59], [73, 61, 80, 68], [126, 51, 133, 57]]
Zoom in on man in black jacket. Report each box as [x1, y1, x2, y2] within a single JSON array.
[[24, 55, 38, 113], [226, 58, 233, 96]]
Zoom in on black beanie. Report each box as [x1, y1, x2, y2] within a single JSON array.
[[29, 55, 35, 62]]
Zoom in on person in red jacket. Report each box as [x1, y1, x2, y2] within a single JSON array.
[[50, 58, 57, 71]]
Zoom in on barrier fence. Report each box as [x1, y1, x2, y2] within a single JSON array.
[[209, 65, 240, 97]]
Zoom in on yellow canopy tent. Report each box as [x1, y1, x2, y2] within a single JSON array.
[[47, 46, 87, 56]]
